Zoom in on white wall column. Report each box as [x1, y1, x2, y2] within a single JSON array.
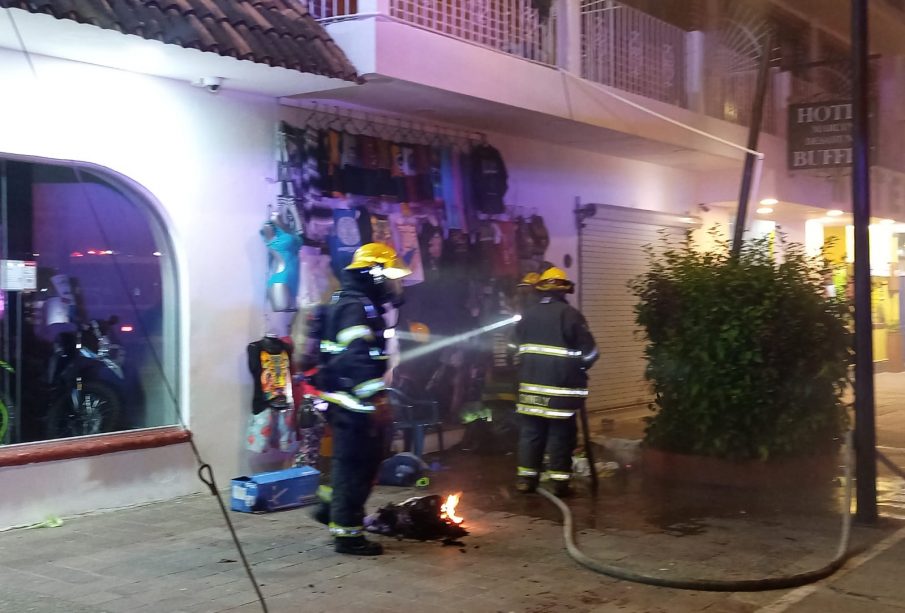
[[556, 0, 581, 74], [772, 70, 791, 140], [685, 30, 705, 114], [357, 0, 389, 13]]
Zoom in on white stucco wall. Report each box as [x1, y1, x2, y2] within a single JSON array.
[[492, 131, 699, 281], [0, 444, 198, 529], [0, 47, 279, 524]]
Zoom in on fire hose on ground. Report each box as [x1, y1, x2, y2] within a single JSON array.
[[538, 428, 854, 592]]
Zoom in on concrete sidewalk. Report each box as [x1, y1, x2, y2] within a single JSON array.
[[0, 478, 903, 613]]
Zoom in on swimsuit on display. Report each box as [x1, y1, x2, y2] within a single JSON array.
[[264, 223, 302, 304]]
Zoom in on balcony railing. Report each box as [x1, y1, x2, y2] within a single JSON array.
[[306, 0, 556, 65], [306, 0, 864, 140], [702, 35, 779, 134], [580, 0, 687, 108]]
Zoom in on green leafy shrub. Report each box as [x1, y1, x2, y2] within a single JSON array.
[[630, 231, 851, 461]]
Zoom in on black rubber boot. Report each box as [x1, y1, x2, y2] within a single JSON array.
[[551, 481, 571, 498], [516, 477, 538, 494], [334, 536, 384, 556], [311, 502, 330, 526]]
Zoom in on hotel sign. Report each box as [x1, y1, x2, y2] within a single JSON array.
[[787, 101, 853, 170]]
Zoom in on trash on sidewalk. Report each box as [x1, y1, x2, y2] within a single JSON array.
[[364, 493, 468, 542], [230, 466, 320, 513], [573, 456, 622, 478], [377, 452, 430, 487], [25, 515, 63, 529], [593, 436, 642, 465]]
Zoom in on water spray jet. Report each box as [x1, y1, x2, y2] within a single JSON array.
[[398, 315, 521, 363]]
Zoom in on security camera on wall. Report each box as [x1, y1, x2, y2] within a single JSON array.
[[191, 76, 224, 93]]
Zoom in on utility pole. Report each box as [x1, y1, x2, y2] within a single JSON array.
[[731, 33, 771, 257], [851, 0, 878, 524]]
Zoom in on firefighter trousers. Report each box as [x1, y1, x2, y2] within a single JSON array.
[[517, 413, 577, 483], [327, 407, 387, 537]]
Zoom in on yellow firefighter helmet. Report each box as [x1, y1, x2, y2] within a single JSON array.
[[518, 272, 540, 288], [536, 267, 574, 293], [345, 243, 412, 280]]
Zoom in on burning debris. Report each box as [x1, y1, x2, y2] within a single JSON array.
[[365, 493, 468, 541]]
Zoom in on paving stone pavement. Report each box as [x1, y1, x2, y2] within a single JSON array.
[[1, 483, 904, 613]]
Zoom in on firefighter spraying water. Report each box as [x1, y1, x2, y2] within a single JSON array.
[[313, 243, 411, 556]]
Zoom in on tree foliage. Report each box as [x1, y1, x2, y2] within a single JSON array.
[[630, 231, 851, 460]]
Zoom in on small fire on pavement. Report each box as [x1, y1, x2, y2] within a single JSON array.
[[441, 492, 464, 525], [365, 492, 468, 541]]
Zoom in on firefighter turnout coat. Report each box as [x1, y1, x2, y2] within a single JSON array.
[[316, 290, 389, 412], [514, 295, 598, 418]]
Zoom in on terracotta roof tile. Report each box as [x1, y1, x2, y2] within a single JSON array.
[[0, 0, 359, 81]]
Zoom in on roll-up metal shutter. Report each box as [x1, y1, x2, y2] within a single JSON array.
[[578, 204, 697, 412]]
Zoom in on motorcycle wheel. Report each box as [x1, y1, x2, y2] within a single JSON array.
[[47, 381, 122, 439]]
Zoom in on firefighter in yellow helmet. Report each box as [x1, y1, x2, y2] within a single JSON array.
[[315, 243, 411, 555], [513, 267, 598, 497], [515, 272, 540, 314]]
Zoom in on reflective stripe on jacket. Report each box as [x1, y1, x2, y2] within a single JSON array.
[[316, 291, 389, 412], [514, 295, 597, 418]]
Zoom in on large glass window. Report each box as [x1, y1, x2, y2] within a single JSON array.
[[0, 159, 178, 444]]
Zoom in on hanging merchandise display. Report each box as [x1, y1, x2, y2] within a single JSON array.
[[261, 216, 302, 313], [492, 219, 520, 278], [440, 148, 466, 231], [246, 335, 297, 454], [281, 124, 321, 208], [471, 143, 508, 214], [329, 206, 363, 278], [390, 211, 425, 286], [371, 212, 393, 246], [298, 245, 334, 309], [419, 223, 444, 282], [270, 105, 546, 427]]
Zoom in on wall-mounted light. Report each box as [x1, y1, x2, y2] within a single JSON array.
[[756, 207, 773, 215], [759, 198, 778, 206], [879, 218, 896, 225], [827, 209, 844, 217]]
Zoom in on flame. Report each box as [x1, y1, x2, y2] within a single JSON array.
[[440, 492, 464, 525]]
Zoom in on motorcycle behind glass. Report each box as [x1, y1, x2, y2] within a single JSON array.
[[45, 317, 129, 439]]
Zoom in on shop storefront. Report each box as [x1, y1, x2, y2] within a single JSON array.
[[1, 160, 179, 445], [261, 108, 557, 440], [0, 0, 360, 525], [812, 215, 905, 372]]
